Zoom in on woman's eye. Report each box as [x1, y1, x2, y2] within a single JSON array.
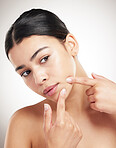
[[21, 70, 31, 77], [40, 56, 49, 64]]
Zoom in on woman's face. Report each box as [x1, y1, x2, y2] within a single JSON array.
[[9, 35, 77, 102]]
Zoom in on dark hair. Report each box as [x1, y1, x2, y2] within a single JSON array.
[[5, 8, 69, 59]]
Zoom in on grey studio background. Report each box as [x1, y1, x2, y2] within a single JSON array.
[[0, 0, 116, 147]]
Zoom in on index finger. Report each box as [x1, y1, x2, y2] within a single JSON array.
[[66, 77, 96, 86], [56, 88, 66, 122]]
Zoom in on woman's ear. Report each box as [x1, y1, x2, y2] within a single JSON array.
[[64, 33, 79, 56]]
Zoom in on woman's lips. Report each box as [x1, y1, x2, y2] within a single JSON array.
[[43, 83, 59, 96]]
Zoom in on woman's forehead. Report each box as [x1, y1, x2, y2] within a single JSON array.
[[19, 35, 59, 46], [10, 35, 59, 53], [8, 35, 65, 66]]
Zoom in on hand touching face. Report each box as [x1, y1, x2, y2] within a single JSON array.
[[43, 88, 82, 148], [66, 73, 116, 114]]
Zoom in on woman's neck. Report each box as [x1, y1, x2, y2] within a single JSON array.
[[65, 59, 90, 117]]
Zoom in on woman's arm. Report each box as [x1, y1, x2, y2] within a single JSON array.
[[66, 73, 116, 114]]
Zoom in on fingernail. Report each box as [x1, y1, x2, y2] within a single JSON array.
[[61, 88, 66, 95], [44, 104, 49, 111], [66, 78, 72, 83]]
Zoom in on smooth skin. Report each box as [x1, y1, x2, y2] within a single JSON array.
[[4, 34, 116, 148]]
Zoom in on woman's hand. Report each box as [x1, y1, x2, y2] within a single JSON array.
[[66, 73, 116, 114], [43, 89, 82, 148]]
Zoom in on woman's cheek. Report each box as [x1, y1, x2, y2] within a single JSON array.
[[24, 78, 39, 94]]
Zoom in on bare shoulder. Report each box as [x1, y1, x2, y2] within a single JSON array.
[[4, 99, 56, 148]]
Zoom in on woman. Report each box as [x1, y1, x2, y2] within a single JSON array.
[[4, 9, 116, 148]]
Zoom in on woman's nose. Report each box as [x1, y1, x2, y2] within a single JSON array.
[[33, 69, 48, 85]]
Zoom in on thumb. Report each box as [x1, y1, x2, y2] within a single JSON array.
[[43, 104, 52, 134], [91, 73, 106, 80]]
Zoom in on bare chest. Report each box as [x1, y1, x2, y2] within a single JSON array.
[[31, 113, 116, 148], [77, 114, 116, 148], [77, 127, 116, 148], [31, 124, 116, 148]]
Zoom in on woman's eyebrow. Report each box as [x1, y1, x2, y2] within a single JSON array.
[[15, 65, 25, 71], [30, 46, 49, 61], [15, 46, 49, 72]]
